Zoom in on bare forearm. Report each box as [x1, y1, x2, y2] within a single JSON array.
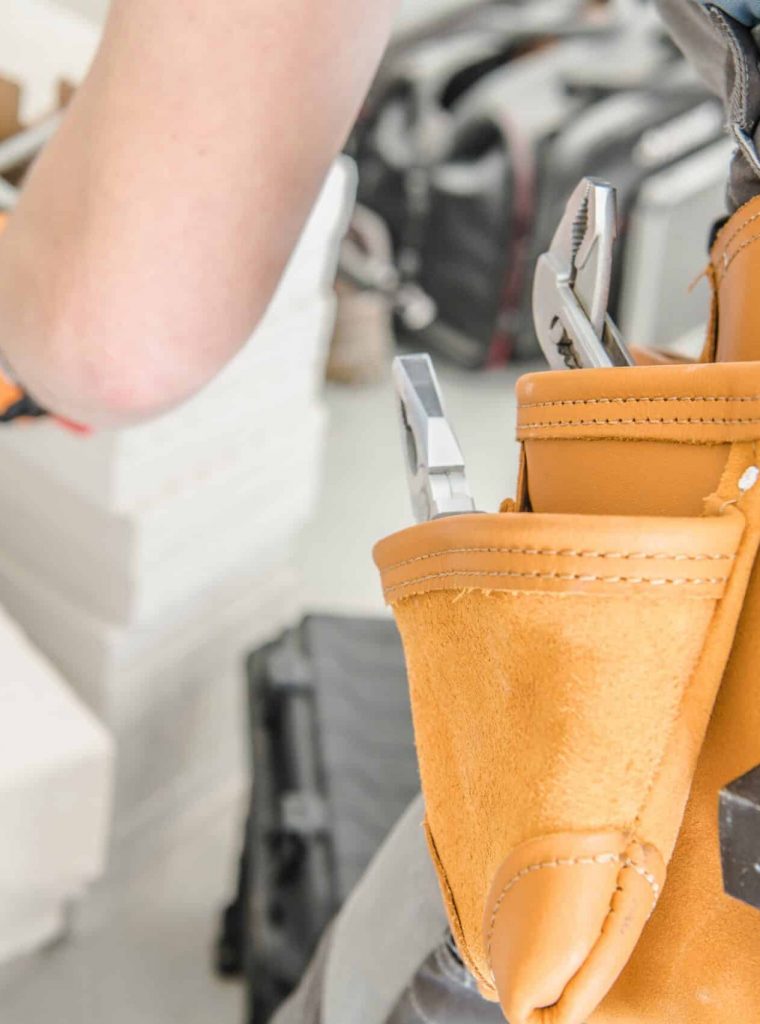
[[0, 0, 397, 427]]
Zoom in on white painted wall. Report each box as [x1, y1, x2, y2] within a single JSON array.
[[50, 0, 107, 22]]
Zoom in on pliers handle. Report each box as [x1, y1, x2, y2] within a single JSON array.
[[392, 354, 477, 523]]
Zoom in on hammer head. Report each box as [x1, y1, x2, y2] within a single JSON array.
[[720, 764, 760, 910]]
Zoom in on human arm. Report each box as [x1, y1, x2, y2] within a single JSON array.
[[0, 0, 398, 427]]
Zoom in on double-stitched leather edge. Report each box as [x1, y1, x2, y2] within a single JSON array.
[[711, 191, 760, 290], [708, 193, 760, 364], [482, 831, 666, 1019], [373, 510, 744, 604], [515, 361, 760, 443]]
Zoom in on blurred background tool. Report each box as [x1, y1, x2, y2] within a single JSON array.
[[335, 0, 729, 372], [327, 205, 397, 386]]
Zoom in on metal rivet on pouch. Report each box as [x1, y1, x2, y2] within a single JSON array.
[[739, 466, 760, 492]]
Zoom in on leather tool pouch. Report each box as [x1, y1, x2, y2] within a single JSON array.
[[374, 360, 760, 1024]]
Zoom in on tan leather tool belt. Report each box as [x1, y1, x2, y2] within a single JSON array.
[[374, 193, 760, 1024]]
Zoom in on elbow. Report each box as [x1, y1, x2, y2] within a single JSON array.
[[63, 361, 193, 428], [31, 331, 211, 429], [0, 221, 273, 429], [29, 290, 262, 430], [0, 176, 286, 427], [77, 337, 215, 425]]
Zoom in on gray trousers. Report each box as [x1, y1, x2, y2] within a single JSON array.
[[273, 4, 760, 1021], [271, 795, 502, 1024]]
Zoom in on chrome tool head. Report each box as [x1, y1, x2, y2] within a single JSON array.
[[392, 353, 476, 523], [533, 177, 633, 371]]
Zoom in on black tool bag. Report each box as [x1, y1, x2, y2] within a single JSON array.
[[215, 615, 418, 1024]]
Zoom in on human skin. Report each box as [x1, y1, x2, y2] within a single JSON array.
[[0, 0, 399, 427]]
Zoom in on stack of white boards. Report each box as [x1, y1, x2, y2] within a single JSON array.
[[0, 605, 113, 965]]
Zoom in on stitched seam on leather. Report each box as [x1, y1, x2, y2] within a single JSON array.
[[704, 263, 719, 363], [382, 547, 736, 572], [629, 446, 753, 845], [730, 8, 748, 125], [425, 824, 492, 992], [718, 230, 760, 284], [520, 395, 760, 410], [518, 416, 760, 429], [384, 569, 729, 595], [545, 851, 657, 1003], [484, 853, 660, 975], [624, 858, 661, 898], [710, 5, 748, 128], [713, 208, 760, 254], [711, 192, 760, 252]]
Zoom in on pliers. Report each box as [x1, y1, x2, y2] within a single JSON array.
[[532, 177, 634, 371], [392, 353, 477, 523]]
